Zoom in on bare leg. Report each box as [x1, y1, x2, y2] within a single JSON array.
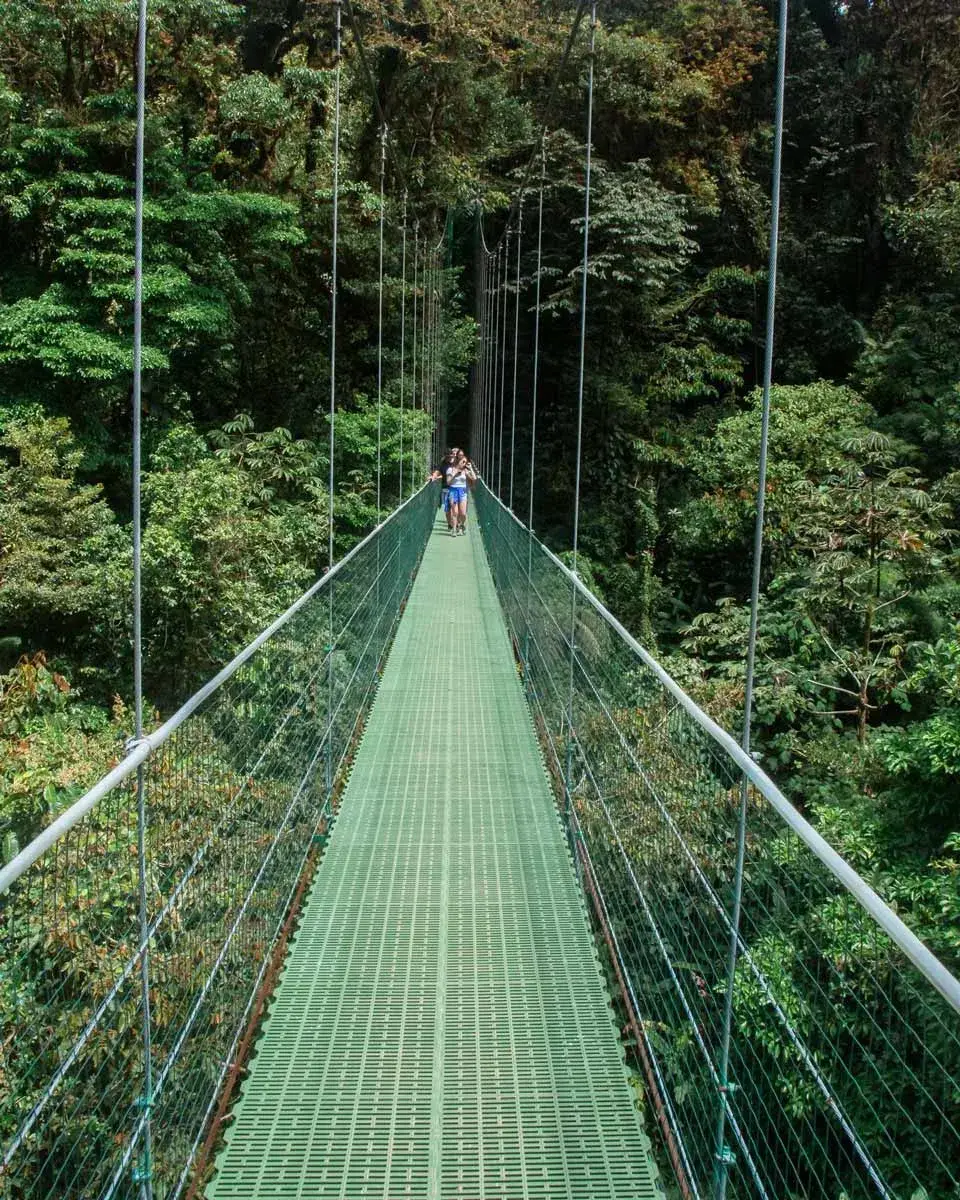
[[457, 499, 468, 532], [445, 494, 455, 530]]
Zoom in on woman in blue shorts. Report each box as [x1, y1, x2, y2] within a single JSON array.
[[444, 452, 477, 535]]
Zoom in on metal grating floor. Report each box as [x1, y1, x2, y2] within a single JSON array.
[[206, 515, 661, 1199]]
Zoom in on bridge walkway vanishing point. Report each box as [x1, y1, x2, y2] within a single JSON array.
[[206, 513, 662, 1200]]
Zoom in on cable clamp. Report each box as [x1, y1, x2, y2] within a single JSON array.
[[125, 736, 150, 756], [715, 1146, 736, 1166]]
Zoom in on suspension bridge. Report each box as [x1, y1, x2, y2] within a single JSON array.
[[2, 1, 960, 1199]]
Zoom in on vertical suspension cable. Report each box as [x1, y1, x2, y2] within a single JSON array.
[[525, 143, 546, 680], [375, 124, 386, 517], [425, 249, 432, 465], [483, 246, 492, 476], [326, 0, 342, 804], [497, 229, 511, 498], [565, 0, 597, 832], [714, 1, 789, 1195], [484, 250, 492, 473], [484, 250, 492, 470], [433, 251, 439, 457], [492, 243, 502, 480], [509, 198, 523, 510], [432, 252, 440, 460], [399, 192, 407, 500], [411, 222, 419, 483], [473, 227, 482, 465], [489, 244, 501, 482], [435, 252, 441, 456], [488, 247, 497, 477], [131, 1, 153, 1196], [438, 249, 445, 453], [424, 238, 432, 472], [328, 0, 343, 576]]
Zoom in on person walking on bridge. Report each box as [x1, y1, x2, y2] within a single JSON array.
[[444, 450, 477, 536], [431, 448, 458, 531]]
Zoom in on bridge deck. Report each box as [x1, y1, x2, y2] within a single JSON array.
[[207, 515, 661, 1199]]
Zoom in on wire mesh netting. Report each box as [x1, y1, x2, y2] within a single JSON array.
[[476, 481, 960, 1200], [0, 484, 436, 1200]]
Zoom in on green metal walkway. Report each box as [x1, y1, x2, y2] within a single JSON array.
[[206, 516, 661, 1200]]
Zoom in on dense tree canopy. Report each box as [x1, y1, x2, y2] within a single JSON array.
[[0, 2, 958, 1186]]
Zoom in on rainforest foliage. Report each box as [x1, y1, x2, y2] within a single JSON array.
[[0, 0, 958, 1012]]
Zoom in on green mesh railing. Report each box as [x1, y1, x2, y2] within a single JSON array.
[[475, 481, 960, 1200], [0, 484, 436, 1200]]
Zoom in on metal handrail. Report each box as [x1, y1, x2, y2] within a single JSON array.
[[0, 482, 434, 896], [477, 481, 960, 1017]]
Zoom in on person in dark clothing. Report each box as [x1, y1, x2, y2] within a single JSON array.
[[430, 448, 458, 530]]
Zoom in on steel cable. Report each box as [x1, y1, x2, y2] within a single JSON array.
[[714, 1, 790, 1193], [509, 198, 523, 509]]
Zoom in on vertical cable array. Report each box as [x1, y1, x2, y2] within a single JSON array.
[[714, 1, 789, 1195], [131, 1, 153, 1195], [564, 0, 597, 828]]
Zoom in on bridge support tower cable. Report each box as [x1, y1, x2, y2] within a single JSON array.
[[509, 198, 523, 510], [565, 0, 597, 847], [713, 0, 789, 1195], [131, 0, 154, 1195]]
